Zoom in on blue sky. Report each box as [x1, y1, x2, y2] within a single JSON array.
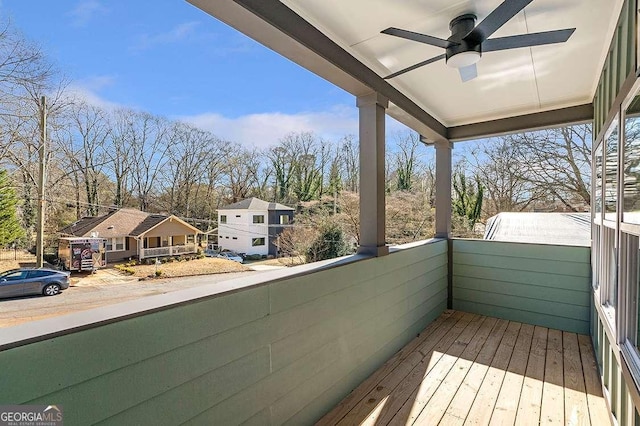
[[1, 0, 415, 148]]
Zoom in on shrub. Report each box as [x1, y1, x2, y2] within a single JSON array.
[[306, 218, 350, 263], [155, 270, 163, 277], [244, 254, 262, 261], [114, 264, 135, 275]]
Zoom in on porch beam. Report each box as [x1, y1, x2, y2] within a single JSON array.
[[447, 103, 594, 142], [357, 92, 388, 257]]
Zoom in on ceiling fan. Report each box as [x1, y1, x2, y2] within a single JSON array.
[[381, 0, 575, 82]]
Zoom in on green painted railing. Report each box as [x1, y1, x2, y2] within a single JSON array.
[[0, 239, 447, 425], [452, 239, 592, 334]]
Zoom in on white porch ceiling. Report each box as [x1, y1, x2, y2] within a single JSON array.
[[280, 0, 621, 127], [189, 0, 623, 139]]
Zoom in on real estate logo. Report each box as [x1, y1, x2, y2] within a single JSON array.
[[0, 405, 63, 426]]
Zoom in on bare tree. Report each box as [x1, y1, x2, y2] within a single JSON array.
[[466, 139, 540, 215], [128, 112, 170, 211], [508, 124, 591, 210]]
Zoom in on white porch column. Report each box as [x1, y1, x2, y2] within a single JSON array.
[[357, 92, 388, 256], [434, 139, 453, 238]]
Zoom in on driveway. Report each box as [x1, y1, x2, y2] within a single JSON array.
[[0, 270, 262, 328]]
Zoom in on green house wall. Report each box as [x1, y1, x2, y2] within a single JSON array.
[[452, 239, 592, 334], [593, 0, 636, 138], [0, 240, 448, 425]]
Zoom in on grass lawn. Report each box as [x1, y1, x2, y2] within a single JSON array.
[[124, 257, 250, 278], [249, 256, 306, 267]]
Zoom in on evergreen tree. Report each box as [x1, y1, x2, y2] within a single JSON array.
[[452, 172, 484, 229], [0, 170, 25, 246]]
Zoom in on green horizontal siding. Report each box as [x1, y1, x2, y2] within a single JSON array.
[[594, 0, 636, 138], [0, 240, 448, 426], [452, 239, 591, 334]]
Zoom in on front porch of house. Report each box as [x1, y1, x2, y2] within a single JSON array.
[[1, 238, 614, 425], [139, 235, 198, 259]]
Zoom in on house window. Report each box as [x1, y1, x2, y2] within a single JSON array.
[[280, 215, 290, 225], [595, 145, 603, 220], [220, 215, 227, 224], [232, 237, 237, 240], [253, 215, 265, 224], [252, 238, 265, 246], [624, 95, 640, 224], [106, 237, 125, 251], [186, 234, 195, 244], [604, 119, 618, 221], [236, 215, 241, 218], [601, 226, 617, 325]]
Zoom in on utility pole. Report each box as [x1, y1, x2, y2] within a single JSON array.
[[35, 96, 46, 268]]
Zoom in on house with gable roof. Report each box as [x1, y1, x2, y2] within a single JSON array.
[[60, 208, 201, 262]]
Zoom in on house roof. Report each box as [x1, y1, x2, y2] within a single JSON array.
[[484, 212, 590, 246], [189, 0, 621, 141], [60, 209, 202, 238], [219, 197, 294, 211], [129, 215, 168, 237], [60, 208, 149, 238]]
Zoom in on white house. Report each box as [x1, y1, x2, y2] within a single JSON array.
[[217, 198, 294, 256]]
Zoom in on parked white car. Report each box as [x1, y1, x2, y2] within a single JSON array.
[[215, 251, 244, 263]]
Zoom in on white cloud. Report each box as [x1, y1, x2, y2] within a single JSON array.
[[68, 0, 108, 27], [180, 106, 360, 148], [65, 76, 124, 111], [132, 21, 201, 51]]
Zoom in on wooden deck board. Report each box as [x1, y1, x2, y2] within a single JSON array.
[[316, 310, 611, 426]]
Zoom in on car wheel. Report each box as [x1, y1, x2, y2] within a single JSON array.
[[43, 283, 61, 296]]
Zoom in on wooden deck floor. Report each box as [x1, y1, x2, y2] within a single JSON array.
[[317, 310, 611, 425]]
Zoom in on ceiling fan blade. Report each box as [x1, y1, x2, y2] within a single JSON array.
[[384, 54, 446, 79], [381, 27, 458, 49], [464, 0, 533, 44], [483, 28, 575, 52], [459, 64, 478, 82]]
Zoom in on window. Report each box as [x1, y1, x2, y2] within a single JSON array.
[[593, 224, 601, 290], [232, 237, 237, 240], [1, 271, 27, 281], [252, 238, 265, 246], [595, 145, 603, 220], [186, 234, 195, 244], [601, 226, 617, 326], [27, 270, 54, 278], [253, 215, 265, 224], [220, 215, 227, 224], [106, 237, 125, 252], [115, 237, 124, 251], [624, 94, 640, 224], [280, 215, 290, 225], [604, 120, 619, 222], [236, 215, 241, 218]]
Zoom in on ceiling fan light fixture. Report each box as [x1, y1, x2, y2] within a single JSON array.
[[446, 51, 481, 68]]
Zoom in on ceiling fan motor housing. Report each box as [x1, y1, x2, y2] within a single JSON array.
[[446, 14, 481, 66]]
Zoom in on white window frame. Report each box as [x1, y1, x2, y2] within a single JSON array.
[[252, 237, 265, 246], [253, 215, 265, 224], [106, 237, 125, 252], [280, 215, 290, 225]]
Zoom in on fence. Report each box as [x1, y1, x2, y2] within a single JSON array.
[[0, 248, 36, 262]]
